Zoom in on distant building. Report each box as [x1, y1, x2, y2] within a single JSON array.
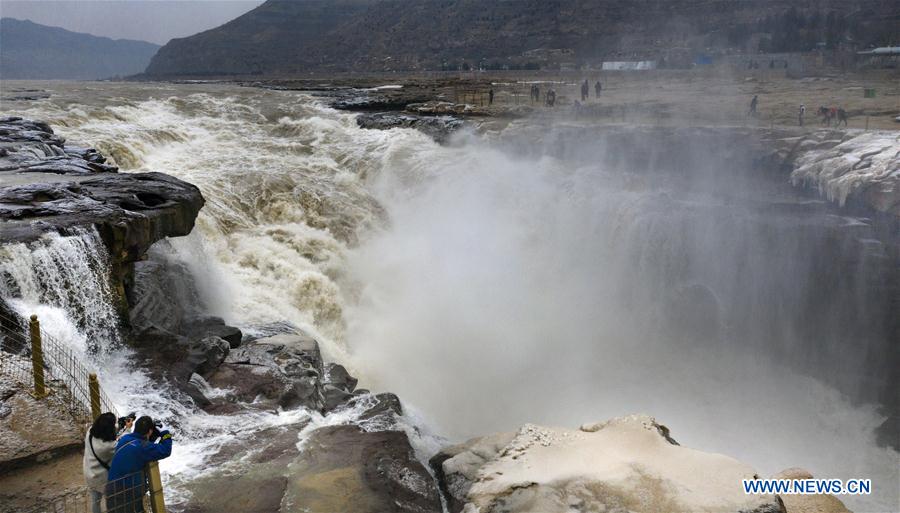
[[601, 61, 657, 71], [856, 47, 900, 68]]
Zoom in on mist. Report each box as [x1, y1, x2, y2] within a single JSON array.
[[342, 124, 898, 510]]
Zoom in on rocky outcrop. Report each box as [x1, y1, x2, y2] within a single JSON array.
[[785, 130, 900, 218], [0, 117, 205, 314], [0, 173, 204, 257], [432, 415, 787, 513], [430, 432, 516, 513], [205, 333, 325, 413], [0, 117, 116, 175], [287, 424, 441, 513], [356, 112, 465, 143], [183, 389, 442, 513], [0, 116, 203, 247]]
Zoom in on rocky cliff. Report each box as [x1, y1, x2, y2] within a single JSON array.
[[0, 116, 204, 312]]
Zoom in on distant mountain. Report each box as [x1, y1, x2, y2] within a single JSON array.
[[0, 18, 160, 80], [145, 0, 376, 76], [144, 0, 900, 77]]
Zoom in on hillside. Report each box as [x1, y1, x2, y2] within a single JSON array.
[[144, 0, 900, 76], [0, 18, 159, 80]]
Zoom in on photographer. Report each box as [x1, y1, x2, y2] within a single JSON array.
[[106, 416, 173, 513]]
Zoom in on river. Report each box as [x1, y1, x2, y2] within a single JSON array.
[[1, 81, 897, 511]]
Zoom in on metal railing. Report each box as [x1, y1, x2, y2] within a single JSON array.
[[0, 310, 167, 513], [13, 465, 164, 513], [0, 311, 118, 422]]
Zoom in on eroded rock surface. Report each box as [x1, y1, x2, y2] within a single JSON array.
[[434, 415, 787, 513], [0, 117, 205, 314], [787, 130, 900, 217], [0, 117, 116, 175], [183, 391, 441, 513], [356, 112, 465, 143], [0, 172, 204, 259]]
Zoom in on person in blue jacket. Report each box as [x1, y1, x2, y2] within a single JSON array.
[[106, 416, 172, 513]]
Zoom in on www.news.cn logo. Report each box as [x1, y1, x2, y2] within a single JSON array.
[[743, 478, 872, 495]]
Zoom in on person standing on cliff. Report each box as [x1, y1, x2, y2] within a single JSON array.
[[488, 87, 494, 105], [748, 95, 758, 118], [799, 104, 806, 126], [595, 80, 602, 97]]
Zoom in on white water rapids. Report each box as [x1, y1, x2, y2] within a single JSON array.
[[0, 82, 897, 511]]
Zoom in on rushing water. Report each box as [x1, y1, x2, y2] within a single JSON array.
[[0, 81, 897, 511]]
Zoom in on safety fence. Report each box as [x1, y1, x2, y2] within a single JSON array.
[[12, 465, 163, 513], [0, 310, 167, 512], [0, 311, 118, 422]]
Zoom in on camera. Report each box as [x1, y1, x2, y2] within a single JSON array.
[[117, 412, 136, 432], [150, 420, 164, 441]]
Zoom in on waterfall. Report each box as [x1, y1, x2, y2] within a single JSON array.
[[0, 228, 122, 353], [1, 82, 896, 511]]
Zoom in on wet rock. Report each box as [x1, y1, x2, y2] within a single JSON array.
[[192, 336, 230, 377], [185, 373, 212, 409], [0, 116, 116, 175], [185, 420, 441, 513], [206, 333, 326, 412], [241, 321, 302, 343], [406, 101, 487, 116], [0, 298, 27, 354], [0, 118, 205, 316], [787, 130, 900, 218], [322, 385, 355, 412], [127, 245, 207, 334], [184, 424, 305, 513], [183, 315, 243, 348], [429, 432, 516, 513], [356, 112, 465, 143], [128, 327, 201, 383], [285, 425, 442, 513], [353, 392, 403, 425], [328, 90, 430, 112], [129, 260, 183, 333], [324, 363, 357, 393], [0, 173, 204, 264]]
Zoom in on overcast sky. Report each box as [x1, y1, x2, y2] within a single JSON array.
[[0, 0, 264, 45]]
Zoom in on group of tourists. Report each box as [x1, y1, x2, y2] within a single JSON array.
[[83, 412, 173, 513], [580, 79, 602, 101], [749, 95, 849, 127], [529, 79, 602, 108]]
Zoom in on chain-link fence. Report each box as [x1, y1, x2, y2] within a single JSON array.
[[11, 467, 158, 513], [0, 310, 169, 513], [0, 310, 118, 423]]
